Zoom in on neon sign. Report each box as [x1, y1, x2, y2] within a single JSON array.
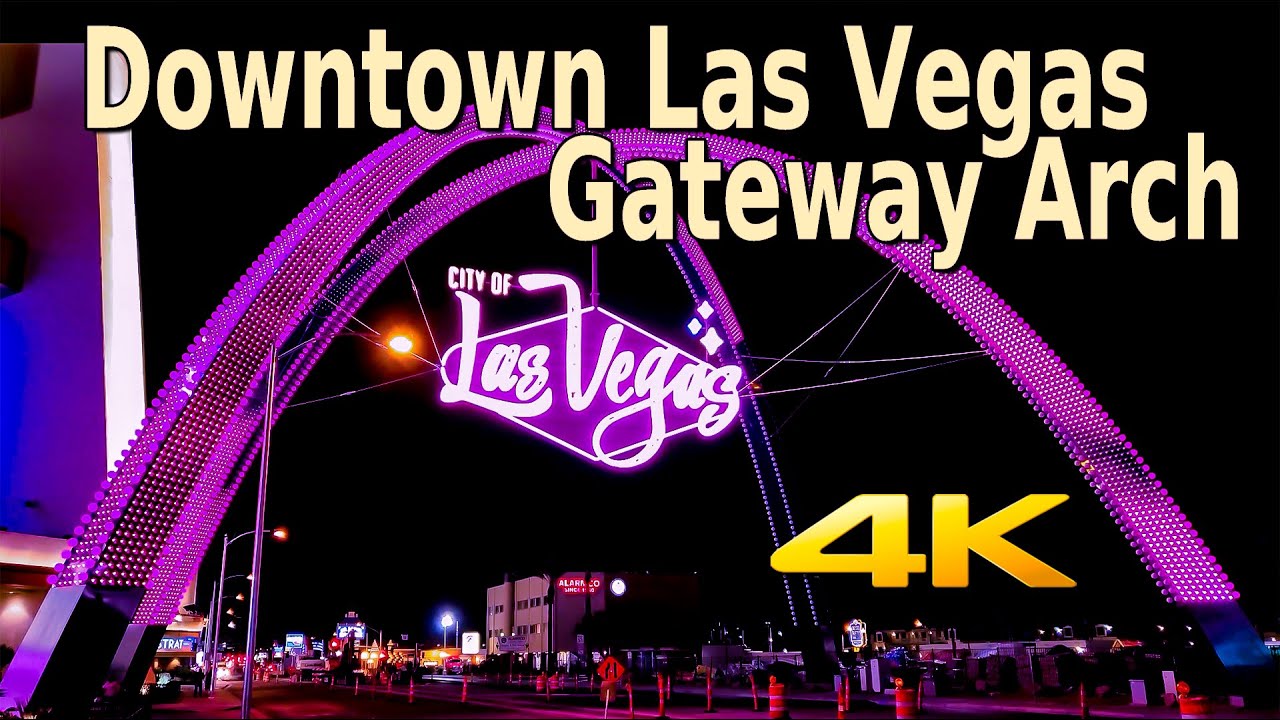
[[440, 271, 742, 469], [558, 576, 602, 594]]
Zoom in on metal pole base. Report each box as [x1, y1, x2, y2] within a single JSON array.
[[0, 585, 143, 716], [109, 623, 168, 695]]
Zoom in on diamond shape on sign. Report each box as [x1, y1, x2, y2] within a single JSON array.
[[597, 655, 626, 680], [698, 301, 714, 319], [687, 317, 703, 335], [700, 327, 724, 354]]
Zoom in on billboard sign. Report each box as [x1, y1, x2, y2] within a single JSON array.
[[336, 623, 366, 640], [496, 634, 528, 653], [462, 632, 481, 655], [156, 636, 197, 653]]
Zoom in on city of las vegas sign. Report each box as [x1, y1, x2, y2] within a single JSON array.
[[439, 268, 742, 469]]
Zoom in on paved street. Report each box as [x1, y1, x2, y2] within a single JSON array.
[[150, 679, 1280, 719]]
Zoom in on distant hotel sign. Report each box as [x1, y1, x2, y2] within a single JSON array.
[[157, 636, 197, 653], [558, 576, 602, 594], [848, 619, 868, 649], [440, 268, 742, 470], [336, 623, 366, 640]]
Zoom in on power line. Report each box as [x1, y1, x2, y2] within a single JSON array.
[[747, 266, 897, 388], [772, 270, 899, 435], [404, 260, 442, 362], [286, 366, 440, 407], [746, 350, 986, 365], [747, 355, 982, 398]]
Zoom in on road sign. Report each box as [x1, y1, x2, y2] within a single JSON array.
[[597, 655, 626, 681], [401, 634, 409, 642], [497, 634, 527, 653]]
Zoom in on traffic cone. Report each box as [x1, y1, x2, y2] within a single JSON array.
[[1079, 682, 1088, 718], [462, 675, 469, 704], [409, 677, 414, 705], [354, 674, 359, 696], [627, 679, 635, 719], [750, 673, 760, 712], [657, 674, 668, 718], [768, 676, 789, 719], [707, 668, 716, 712]]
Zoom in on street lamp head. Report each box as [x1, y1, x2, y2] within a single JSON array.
[[388, 335, 414, 354], [235, 593, 245, 601], [441, 613, 455, 628], [246, 574, 254, 582], [272, 528, 288, 540]]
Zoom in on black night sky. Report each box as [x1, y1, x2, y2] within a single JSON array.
[[6, 1, 1278, 656]]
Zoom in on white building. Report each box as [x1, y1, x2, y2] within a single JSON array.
[[485, 575, 550, 655], [484, 572, 609, 668]]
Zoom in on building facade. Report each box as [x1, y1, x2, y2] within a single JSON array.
[[484, 571, 703, 673], [485, 574, 550, 655]]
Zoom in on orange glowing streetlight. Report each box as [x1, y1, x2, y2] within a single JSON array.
[[388, 335, 414, 354]]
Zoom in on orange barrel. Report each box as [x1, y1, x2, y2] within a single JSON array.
[[895, 687, 918, 719], [843, 671, 851, 714], [536, 672, 546, 693], [768, 675, 788, 719], [1179, 695, 1212, 717]]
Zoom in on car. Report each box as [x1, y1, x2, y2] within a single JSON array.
[[444, 657, 467, 674]]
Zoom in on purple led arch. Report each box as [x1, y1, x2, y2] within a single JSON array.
[[50, 108, 1236, 640]]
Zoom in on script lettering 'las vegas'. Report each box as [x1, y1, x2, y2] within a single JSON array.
[[440, 273, 742, 468]]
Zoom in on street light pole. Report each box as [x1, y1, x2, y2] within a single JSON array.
[[203, 579, 218, 694], [241, 342, 278, 720], [211, 533, 231, 693]]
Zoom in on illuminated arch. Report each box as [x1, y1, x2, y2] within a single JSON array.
[[44, 109, 1260, 671]]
